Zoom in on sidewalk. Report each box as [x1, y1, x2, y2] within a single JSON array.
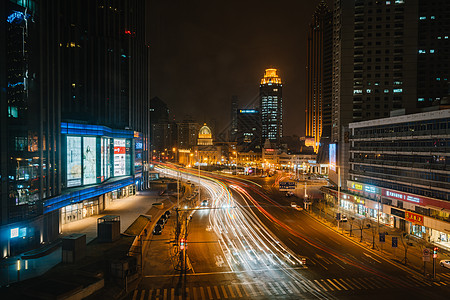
[[0, 190, 168, 288], [61, 190, 168, 243], [309, 202, 450, 279]]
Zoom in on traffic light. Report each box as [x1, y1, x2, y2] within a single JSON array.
[[433, 246, 438, 258], [180, 238, 185, 250]]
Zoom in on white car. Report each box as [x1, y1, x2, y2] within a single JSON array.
[[440, 260, 450, 269]]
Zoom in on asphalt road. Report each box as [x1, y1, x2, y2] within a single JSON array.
[[131, 167, 450, 300]]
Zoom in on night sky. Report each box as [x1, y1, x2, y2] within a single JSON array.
[[149, 0, 330, 137]]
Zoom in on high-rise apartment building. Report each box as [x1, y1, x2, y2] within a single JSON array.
[[177, 120, 200, 149], [260, 68, 283, 146], [230, 96, 239, 142], [306, 0, 333, 153], [417, 0, 450, 107]]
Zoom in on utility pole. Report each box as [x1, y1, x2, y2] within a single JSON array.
[[337, 165, 341, 231]]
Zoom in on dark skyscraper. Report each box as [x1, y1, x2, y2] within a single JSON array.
[[260, 68, 283, 146], [305, 0, 332, 153], [230, 96, 239, 142], [236, 109, 261, 152]]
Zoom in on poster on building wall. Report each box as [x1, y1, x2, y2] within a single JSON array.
[[67, 136, 82, 187], [83, 137, 97, 185], [114, 139, 126, 176]]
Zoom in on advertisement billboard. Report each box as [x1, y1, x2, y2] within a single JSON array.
[[67, 136, 82, 187], [329, 143, 337, 172], [83, 137, 97, 185], [114, 139, 126, 176]]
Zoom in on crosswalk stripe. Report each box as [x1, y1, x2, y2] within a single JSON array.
[[326, 279, 341, 291], [307, 280, 322, 292], [347, 278, 363, 289], [240, 284, 250, 297], [200, 287, 206, 300], [221, 286, 228, 299], [440, 281, 448, 286], [433, 282, 441, 286], [140, 290, 146, 300], [440, 273, 450, 279], [294, 280, 308, 292], [245, 283, 256, 296], [314, 279, 328, 292], [193, 287, 197, 300], [262, 283, 273, 295], [332, 278, 348, 290], [365, 278, 383, 289], [185, 288, 190, 300], [164, 288, 168, 300], [407, 276, 430, 286], [281, 282, 292, 293], [132, 290, 138, 300], [320, 279, 334, 291], [227, 285, 235, 298], [353, 278, 371, 289], [254, 283, 264, 296], [207, 286, 213, 300], [171, 288, 175, 300], [338, 278, 355, 290], [148, 289, 153, 300], [288, 281, 300, 294], [273, 282, 286, 294], [234, 285, 243, 298], [213, 286, 221, 299], [361, 278, 377, 289]]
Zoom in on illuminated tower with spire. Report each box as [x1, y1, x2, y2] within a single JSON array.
[[260, 68, 283, 146]]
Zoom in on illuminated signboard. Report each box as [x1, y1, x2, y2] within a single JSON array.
[[405, 211, 424, 226], [239, 109, 257, 114], [83, 137, 97, 185], [114, 139, 126, 176], [10, 228, 19, 238], [329, 144, 336, 172], [67, 136, 82, 187], [383, 189, 421, 204]]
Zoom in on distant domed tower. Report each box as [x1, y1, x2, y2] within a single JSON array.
[[198, 123, 213, 146]]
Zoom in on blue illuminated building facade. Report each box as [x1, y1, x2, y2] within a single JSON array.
[[0, 0, 149, 259]]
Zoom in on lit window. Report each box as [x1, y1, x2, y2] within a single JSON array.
[[431, 16, 436, 20], [366, 89, 372, 93], [418, 98, 424, 102], [436, 78, 441, 81], [393, 88, 402, 93], [394, 81, 402, 85], [386, 1, 391, 4], [353, 89, 363, 94], [418, 50, 426, 54], [384, 89, 389, 93], [430, 49, 435, 53], [419, 16, 426, 20]]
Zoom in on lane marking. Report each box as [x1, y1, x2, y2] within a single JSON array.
[[288, 281, 300, 294], [333, 278, 348, 290], [261, 283, 272, 295], [234, 285, 242, 298], [274, 282, 286, 294], [281, 282, 292, 293], [363, 253, 382, 264], [338, 278, 355, 290], [320, 279, 334, 291]]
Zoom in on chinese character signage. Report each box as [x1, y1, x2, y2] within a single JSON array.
[[405, 211, 424, 226]]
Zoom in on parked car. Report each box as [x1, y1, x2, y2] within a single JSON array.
[[157, 217, 166, 228], [153, 224, 162, 235], [440, 260, 450, 269]]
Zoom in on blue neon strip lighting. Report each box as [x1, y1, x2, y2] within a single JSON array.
[[43, 177, 134, 213], [61, 122, 134, 138]]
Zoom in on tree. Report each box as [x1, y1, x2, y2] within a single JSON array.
[[348, 217, 355, 237], [357, 218, 366, 243], [400, 233, 411, 265]]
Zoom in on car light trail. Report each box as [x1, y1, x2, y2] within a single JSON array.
[[156, 164, 337, 299]]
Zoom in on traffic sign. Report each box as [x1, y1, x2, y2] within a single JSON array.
[[279, 181, 296, 190], [392, 237, 398, 248], [423, 248, 431, 262], [379, 232, 385, 243]]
